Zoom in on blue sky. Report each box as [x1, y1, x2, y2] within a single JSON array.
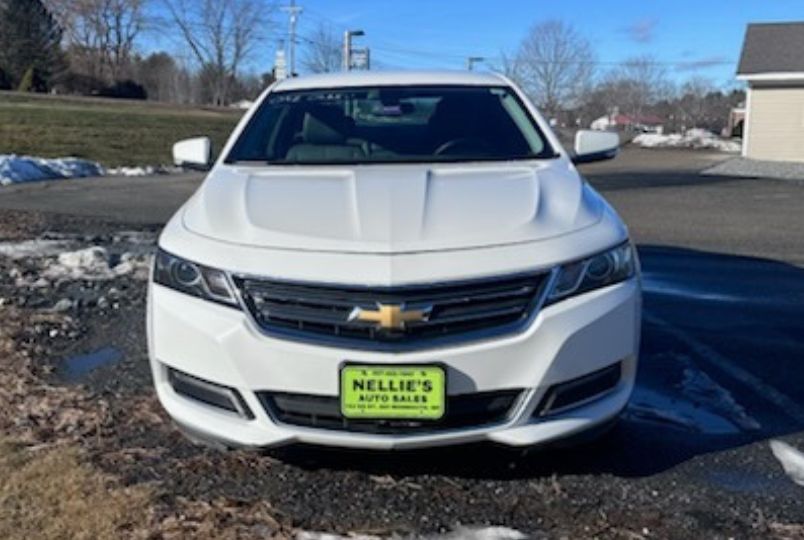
[[150, 0, 804, 87]]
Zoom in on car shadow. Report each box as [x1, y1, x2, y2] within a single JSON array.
[[268, 246, 804, 480]]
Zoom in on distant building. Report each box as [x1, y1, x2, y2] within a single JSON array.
[[274, 48, 288, 81], [591, 112, 664, 134], [727, 105, 745, 138], [738, 22, 804, 162]]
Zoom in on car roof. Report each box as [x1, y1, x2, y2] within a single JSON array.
[[272, 70, 510, 92]]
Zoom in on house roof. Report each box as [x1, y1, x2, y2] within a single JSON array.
[[738, 22, 804, 77], [614, 114, 664, 126]]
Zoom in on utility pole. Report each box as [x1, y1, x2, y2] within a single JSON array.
[[281, 0, 302, 77], [343, 29, 365, 71], [466, 56, 485, 71]]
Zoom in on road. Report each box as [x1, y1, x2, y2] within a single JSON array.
[[1, 147, 804, 537]]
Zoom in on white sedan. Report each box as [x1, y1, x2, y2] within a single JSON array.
[[147, 70, 640, 450]]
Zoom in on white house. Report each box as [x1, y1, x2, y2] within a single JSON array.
[[737, 22, 804, 162]]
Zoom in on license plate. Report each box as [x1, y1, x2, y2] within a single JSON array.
[[340, 365, 446, 420]]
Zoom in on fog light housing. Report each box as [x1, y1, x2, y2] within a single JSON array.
[[535, 362, 622, 416], [168, 368, 254, 419]]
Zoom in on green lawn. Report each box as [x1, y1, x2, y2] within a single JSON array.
[[0, 92, 243, 167]]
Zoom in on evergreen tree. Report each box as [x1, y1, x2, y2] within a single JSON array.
[[0, 0, 63, 91]]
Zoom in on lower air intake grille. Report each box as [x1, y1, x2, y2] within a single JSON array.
[[234, 272, 549, 351], [258, 390, 523, 434]]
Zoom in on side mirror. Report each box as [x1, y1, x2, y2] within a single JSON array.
[[173, 137, 212, 171], [572, 130, 619, 165]]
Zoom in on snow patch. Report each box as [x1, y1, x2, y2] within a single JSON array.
[[770, 440, 804, 487], [231, 99, 254, 110], [106, 165, 181, 176], [43, 246, 151, 281], [680, 368, 760, 431], [0, 154, 104, 185], [625, 359, 760, 434], [435, 526, 528, 539], [0, 239, 73, 259], [106, 166, 154, 176], [625, 388, 736, 434], [296, 533, 380, 540], [0, 154, 182, 185], [296, 527, 528, 540], [633, 129, 741, 153]]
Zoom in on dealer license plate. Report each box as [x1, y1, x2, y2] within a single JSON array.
[[340, 365, 446, 420]]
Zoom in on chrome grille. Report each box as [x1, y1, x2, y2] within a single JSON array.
[[234, 272, 550, 350]]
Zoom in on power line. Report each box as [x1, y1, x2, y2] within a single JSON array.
[[282, 8, 738, 73], [280, 0, 303, 76]]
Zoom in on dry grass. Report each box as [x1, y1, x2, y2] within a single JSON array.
[[0, 439, 152, 540], [0, 303, 292, 539], [0, 90, 242, 167]]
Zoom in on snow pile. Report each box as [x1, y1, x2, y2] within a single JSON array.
[[770, 440, 804, 487], [633, 129, 741, 153], [0, 155, 105, 185], [0, 154, 183, 185], [43, 246, 151, 281]]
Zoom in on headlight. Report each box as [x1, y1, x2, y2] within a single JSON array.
[[546, 242, 637, 304], [153, 248, 239, 307]]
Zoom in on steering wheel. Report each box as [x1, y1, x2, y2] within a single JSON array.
[[434, 137, 491, 156]]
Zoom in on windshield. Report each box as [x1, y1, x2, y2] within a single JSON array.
[[225, 85, 555, 165]]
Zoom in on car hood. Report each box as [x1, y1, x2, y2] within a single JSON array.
[[182, 160, 604, 254]]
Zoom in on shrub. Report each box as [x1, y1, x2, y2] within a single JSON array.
[[98, 80, 148, 100]]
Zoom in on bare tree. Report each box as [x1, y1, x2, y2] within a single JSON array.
[[509, 20, 595, 119], [602, 56, 672, 121], [301, 22, 341, 74], [44, 0, 147, 82], [675, 76, 715, 130], [162, 0, 272, 105]]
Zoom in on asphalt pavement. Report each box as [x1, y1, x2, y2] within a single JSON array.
[[2, 148, 804, 263], [2, 147, 804, 535]]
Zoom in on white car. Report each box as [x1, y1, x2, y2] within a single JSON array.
[[148, 71, 640, 450]]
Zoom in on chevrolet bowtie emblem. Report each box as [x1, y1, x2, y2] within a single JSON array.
[[349, 303, 432, 330]]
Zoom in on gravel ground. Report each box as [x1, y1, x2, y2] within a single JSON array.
[[702, 157, 804, 182]]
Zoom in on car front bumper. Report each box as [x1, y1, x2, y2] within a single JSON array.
[[147, 277, 640, 450]]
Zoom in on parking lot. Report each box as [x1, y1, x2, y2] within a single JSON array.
[[0, 147, 803, 538]]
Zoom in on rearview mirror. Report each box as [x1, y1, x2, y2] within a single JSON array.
[[173, 137, 212, 171], [572, 130, 619, 165]]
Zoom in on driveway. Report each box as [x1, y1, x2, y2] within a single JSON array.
[[1, 147, 803, 537], [2, 148, 803, 263]]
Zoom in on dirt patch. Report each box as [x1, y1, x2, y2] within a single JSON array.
[[0, 217, 295, 538]]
